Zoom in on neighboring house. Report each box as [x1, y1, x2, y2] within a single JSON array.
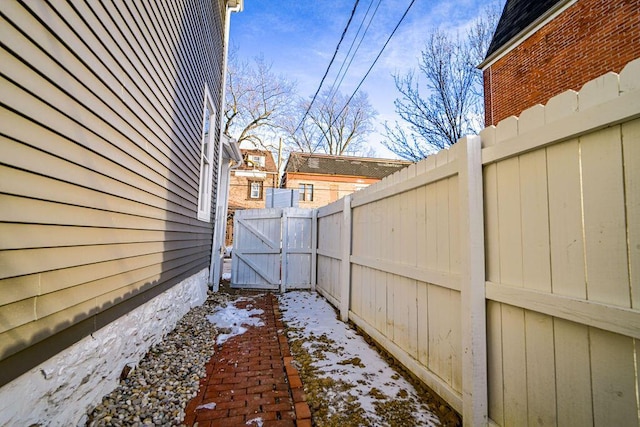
[[229, 149, 279, 209], [225, 149, 278, 245], [281, 152, 412, 209], [0, 1, 243, 425], [479, 0, 640, 126]]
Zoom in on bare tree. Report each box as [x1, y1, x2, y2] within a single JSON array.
[[224, 51, 297, 150], [382, 4, 501, 161], [286, 90, 377, 156]]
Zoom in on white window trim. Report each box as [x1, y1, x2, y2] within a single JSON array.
[[197, 84, 216, 222], [299, 183, 313, 202], [249, 155, 265, 167], [250, 181, 262, 199]]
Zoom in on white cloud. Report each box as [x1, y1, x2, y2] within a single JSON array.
[[229, 0, 501, 157]]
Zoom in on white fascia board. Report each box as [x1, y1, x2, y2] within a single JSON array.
[[227, 0, 243, 12], [235, 170, 267, 179], [221, 134, 243, 163], [479, 0, 577, 70]]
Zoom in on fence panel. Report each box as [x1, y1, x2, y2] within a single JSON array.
[[313, 59, 640, 426], [282, 208, 315, 290], [232, 208, 315, 291], [316, 201, 344, 306], [231, 209, 282, 289], [345, 142, 471, 415], [482, 61, 640, 426]]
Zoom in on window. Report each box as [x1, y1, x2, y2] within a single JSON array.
[[197, 84, 216, 222], [299, 183, 313, 201], [249, 155, 265, 168], [249, 181, 263, 199]]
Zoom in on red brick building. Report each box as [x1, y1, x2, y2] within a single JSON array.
[[229, 149, 278, 209], [226, 149, 278, 244], [480, 0, 640, 126]]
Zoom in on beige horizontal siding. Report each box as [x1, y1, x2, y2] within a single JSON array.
[[0, 167, 205, 225], [0, 224, 210, 250], [0, 107, 194, 208], [0, 240, 210, 280], [5, 1, 201, 176], [0, 58, 198, 203], [0, 0, 227, 385], [0, 194, 211, 233], [0, 246, 206, 306], [0, 136, 195, 217], [1, 253, 206, 336], [1, 256, 207, 358]]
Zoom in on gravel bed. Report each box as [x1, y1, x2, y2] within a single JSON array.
[[85, 292, 232, 426]]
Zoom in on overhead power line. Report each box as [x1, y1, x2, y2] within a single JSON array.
[[325, 0, 382, 103], [332, 0, 417, 127], [292, 0, 361, 136]]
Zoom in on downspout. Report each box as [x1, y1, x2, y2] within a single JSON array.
[[210, 0, 243, 288], [211, 143, 242, 291]]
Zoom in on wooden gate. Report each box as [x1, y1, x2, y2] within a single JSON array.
[[231, 208, 316, 291]]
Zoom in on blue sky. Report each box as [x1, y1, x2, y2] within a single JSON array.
[[229, 0, 501, 158]]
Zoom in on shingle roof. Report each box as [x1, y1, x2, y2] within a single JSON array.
[[485, 0, 563, 59], [284, 152, 412, 179]]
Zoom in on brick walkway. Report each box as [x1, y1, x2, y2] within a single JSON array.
[[183, 293, 311, 427]]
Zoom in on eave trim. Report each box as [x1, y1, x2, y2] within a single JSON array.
[[478, 0, 576, 70]]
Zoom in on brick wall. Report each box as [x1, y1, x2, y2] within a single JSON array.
[[226, 172, 278, 245], [484, 0, 640, 126], [284, 175, 378, 209], [228, 173, 277, 210]]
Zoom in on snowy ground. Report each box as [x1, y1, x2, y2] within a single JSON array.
[[205, 297, 264, 345], [278, 291, 442, 427]]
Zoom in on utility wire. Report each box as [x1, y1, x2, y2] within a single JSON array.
[[332, 0, 417, 128], [292, 0, 361, 136], [328, 0, 383, 103], [310, 0, 415, 154], [325, 0, 380, 103]]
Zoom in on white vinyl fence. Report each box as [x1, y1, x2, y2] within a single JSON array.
[[231, 208, 316, 291], [315, 60, 640, 426]]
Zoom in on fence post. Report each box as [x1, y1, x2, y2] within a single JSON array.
[[458, 136, 488, 425], [280, 209, 288, 293], [340, 195, 352, 322], [311, 209, 318, 292]]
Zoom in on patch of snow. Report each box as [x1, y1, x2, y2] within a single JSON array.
[[196, 402, 217, 410], [222, 272, 231, 280], [278, 291, 439, 426], [206, 298, 264, 345], [246, 416, 263, 426]]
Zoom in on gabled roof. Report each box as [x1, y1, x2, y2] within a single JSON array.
[[239, 149, 278, 173], [484, 0, 565, 62], [283, 152, 412, 179]]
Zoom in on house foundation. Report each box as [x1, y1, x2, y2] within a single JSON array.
[[0, 268, 208, 427]]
